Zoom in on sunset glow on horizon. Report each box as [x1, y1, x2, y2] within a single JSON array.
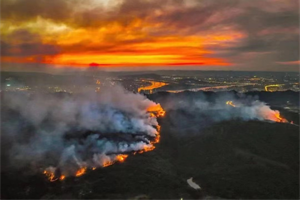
[[1, 0, 299, 71]]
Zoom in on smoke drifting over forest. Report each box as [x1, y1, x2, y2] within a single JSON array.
[[1, 85, 163, 178], [1, 86, 288, 180], [163, 92, 286, 124]]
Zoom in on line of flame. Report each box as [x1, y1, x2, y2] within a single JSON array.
[[44, 103, 165, 181]]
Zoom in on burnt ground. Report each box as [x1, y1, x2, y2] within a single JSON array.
[[1, 91, 299, 199]]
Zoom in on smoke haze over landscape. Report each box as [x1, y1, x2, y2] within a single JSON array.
[[1, 0, 299, 199], [2, 85, 163, 177]]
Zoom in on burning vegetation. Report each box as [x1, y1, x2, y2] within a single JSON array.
[[147, 103, 166, 117], [4, 84, 295, 185], [42, 99, 166, 181], [75, 167, 87, 177], [269, 111, 288, 123], [225, 100, 288, 123]]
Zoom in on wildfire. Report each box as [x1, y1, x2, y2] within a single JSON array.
[[43, 102, 165, 181], [147, 103, 166, 117], [144, 145, 156, 152], [153, 134, 160, 144], [226, 101, 236, 107], [43, 170, 58, 182], [144, 104, 164, 153], [272, 112, 288, 123], [116, 154, 129, 162], [225, 100, 289, 123], [156, 125, 161, 132], [75, 167, 87, 177], [224, 101, 290, 124], [103, 161, 114, 167]]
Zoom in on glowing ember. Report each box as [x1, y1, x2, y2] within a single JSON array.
[[116, 154, 129, 162], [75, 167, 87, 177], [226, 101, 236, 107], [43, 170, 58, 182], [60, 175, 65, 181], [156, 125, 161, 132], [103, 161, 114, 167], [153, 134, 160, 144], [144, 145, 156, 152], [92, 167, 96, 170]]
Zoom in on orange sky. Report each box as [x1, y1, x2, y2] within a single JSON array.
[[1, 0, 299, 71]]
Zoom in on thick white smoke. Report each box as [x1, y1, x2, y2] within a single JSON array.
[[163, 93, 285, 125], [1, 85, 160, 177]]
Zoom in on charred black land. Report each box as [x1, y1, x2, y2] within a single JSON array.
[[1, 90, 299, 199]]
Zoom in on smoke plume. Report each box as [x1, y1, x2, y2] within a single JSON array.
[[1, 85, 162, 178], [161, 92, 287, 133]]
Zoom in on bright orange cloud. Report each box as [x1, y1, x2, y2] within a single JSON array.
[[2, 0, 297, 71]]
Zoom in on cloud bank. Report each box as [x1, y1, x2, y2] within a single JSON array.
[[1, 0, 298, 70]]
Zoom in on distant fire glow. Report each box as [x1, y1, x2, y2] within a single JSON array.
[[225, 100, 288, 123], [138, 81, 168, 94]]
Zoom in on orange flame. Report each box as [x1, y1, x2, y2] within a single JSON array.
[[273, 112, 288, 123], [150, 113, 155, 117], [43, 170, 58, 182], [116, 154, 129, 162], [226, 101, 236, 107], [147, 103, 166, 117], [156, 125, 161, 132], [103, 161, 114, 167], [144, 145, 156, 152], [75, 167, 87, 177], [43, 102, 165, 180]]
